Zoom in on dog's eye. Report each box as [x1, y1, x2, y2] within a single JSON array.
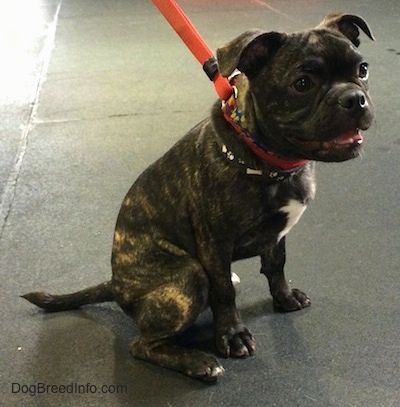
[[358, 62, 369, 80], [293, 76, 315, 92]]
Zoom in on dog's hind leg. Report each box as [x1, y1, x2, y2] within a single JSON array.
[[130, 336, 224, 381], [117, 260, 225, 381]]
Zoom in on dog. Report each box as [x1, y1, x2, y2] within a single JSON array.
[[22, 13, 374, 381]]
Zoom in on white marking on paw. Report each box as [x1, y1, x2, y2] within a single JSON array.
[[277, 199, 307, 242], [231, 272, 241, 286], [211, 366, 225, 377]]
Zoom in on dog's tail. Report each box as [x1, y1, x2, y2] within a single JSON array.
[[21, 281, 113, 312]]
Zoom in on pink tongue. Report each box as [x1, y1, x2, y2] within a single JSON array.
[[333, 129, 363, 145]]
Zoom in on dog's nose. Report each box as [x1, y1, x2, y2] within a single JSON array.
[[338, 89, 368, 113]]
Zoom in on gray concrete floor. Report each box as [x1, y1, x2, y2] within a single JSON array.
[[1, 0, 399, 406]]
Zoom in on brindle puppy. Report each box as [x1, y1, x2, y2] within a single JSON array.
[[23, 14, 374, 381]]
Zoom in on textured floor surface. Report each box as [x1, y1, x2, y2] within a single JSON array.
[[1, 0, 399, 406]]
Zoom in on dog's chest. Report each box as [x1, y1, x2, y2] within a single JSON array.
[[232, 198, 309, 260], [232, 169, 315, 259], [277, 199, 307, 242]]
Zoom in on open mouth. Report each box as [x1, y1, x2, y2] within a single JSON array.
[[289, 128, 365, 161], [281, 127, 366, 162], [321, 129, 363, 151]]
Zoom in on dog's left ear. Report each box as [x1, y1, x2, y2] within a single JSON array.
[[217, 30, 286, 78], [317, 13, 375, 46]]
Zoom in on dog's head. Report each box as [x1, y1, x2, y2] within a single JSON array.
[[216, 14, 375, 162]]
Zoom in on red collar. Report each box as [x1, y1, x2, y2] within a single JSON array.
[[221, 90, 308, 171]]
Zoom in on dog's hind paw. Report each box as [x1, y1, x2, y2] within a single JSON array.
[[130, 338, 225, 381], [273, 288, 311, 312], [186, 358, 225, 381]]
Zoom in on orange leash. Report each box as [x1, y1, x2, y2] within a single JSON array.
[[152, 0, 233, 101]]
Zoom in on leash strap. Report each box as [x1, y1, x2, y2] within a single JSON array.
[[152, 0, 233, 101]]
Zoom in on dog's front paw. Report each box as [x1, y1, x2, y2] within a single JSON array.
[[215, 325, 256, 358], [273, 288, 311, 312]]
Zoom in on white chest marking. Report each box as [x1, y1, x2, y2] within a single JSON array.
[[231, 272, 241, 286], [277, 199, 307, 243]]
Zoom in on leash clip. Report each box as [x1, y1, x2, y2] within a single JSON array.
[[203, 56, 219, 81]]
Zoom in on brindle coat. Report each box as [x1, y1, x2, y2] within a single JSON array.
[[23, 13, 374, 381]]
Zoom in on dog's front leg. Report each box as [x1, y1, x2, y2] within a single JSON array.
[[200, 241, 256, 358], [261, 237, 311, 311], [209, 271, 256, 358]]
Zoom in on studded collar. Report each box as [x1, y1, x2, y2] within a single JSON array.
[[220, 86, 308, 181]]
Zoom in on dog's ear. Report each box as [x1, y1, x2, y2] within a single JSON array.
[[217, 30, 286, 78], [317, 13, 375, 46]]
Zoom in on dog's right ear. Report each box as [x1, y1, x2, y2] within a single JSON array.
[[317, 13, 375, 46], [217, 30, 286, 79]]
